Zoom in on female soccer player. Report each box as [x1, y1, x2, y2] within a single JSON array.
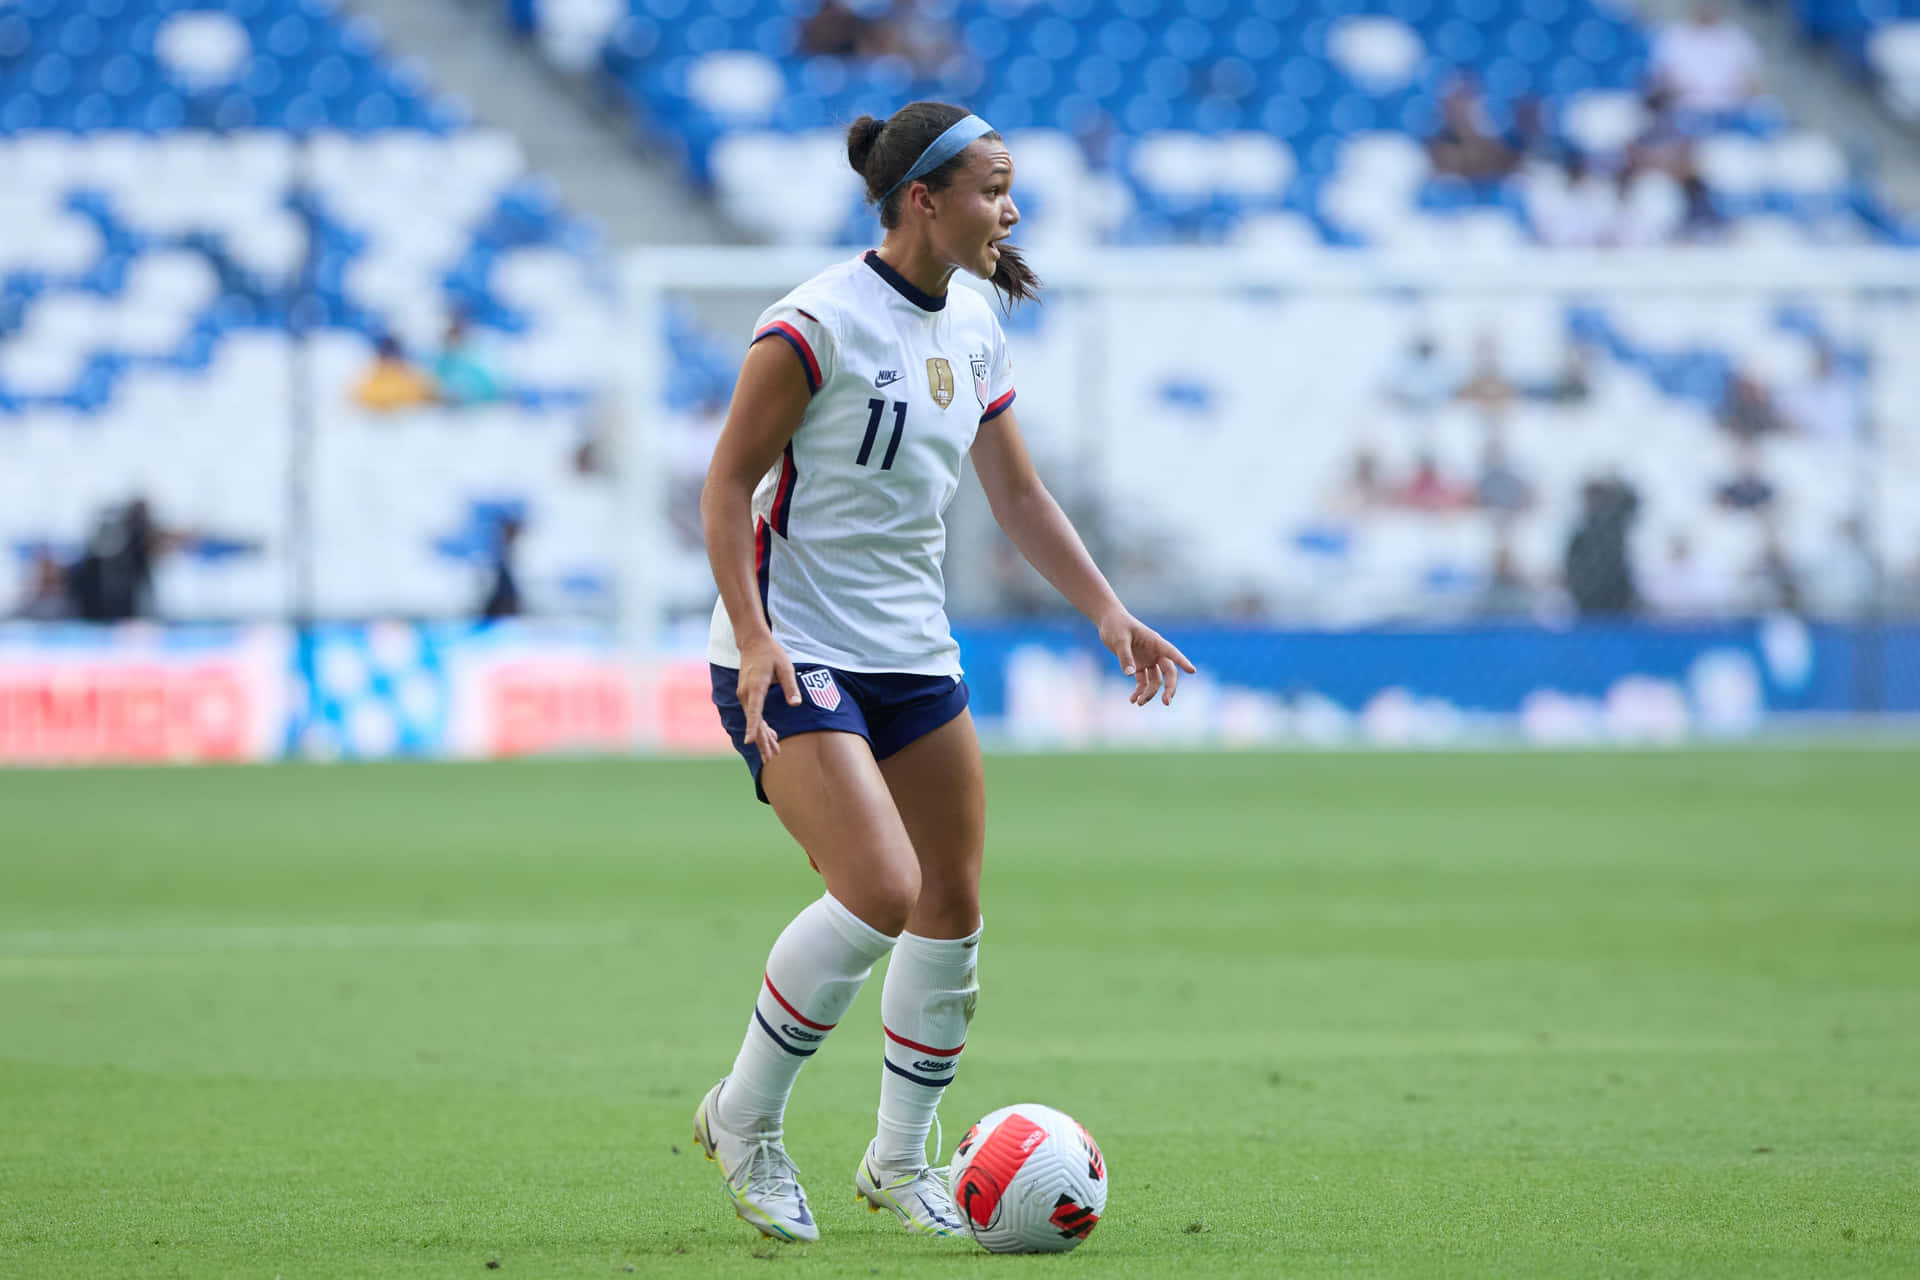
[[693, 101, 1193, 1243]]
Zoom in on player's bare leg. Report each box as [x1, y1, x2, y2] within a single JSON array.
[[879, 709, 986, 942], [696, 730, 920, 1242], [760, 729, 924, 934], [846, 710, 986, 1237]]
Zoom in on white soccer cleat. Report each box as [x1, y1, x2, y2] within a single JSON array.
[[853, 1139, 967, 1238], [692, 1080, 819, 1243]]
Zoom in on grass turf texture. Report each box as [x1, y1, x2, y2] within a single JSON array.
[[2, 749, 1916, 1278]]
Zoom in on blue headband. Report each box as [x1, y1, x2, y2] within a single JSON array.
[[880, 114, 995, 204]]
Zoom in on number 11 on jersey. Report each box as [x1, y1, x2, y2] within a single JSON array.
[[857, 398, 907, 470]]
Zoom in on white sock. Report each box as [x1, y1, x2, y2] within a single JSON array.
[[716, 893, 897, 1137], [874, 922, 981, 1170]]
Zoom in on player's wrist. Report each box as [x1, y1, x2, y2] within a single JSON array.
[[735, 624, 779, 654], [1092, 602, 1133, 635]]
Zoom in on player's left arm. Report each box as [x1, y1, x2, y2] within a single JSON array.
[[971, 407, 1194, 706]]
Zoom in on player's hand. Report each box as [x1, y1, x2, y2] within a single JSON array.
[[1098, 609, 1196, 707], [737, 633, 801, 758]]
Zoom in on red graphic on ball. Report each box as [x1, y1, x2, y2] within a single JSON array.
[[954, 1113, 1046, 1228], [1050, 1194, 1100, 1240]]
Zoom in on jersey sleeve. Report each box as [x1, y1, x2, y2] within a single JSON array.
[[749, 303, 835, 396], [979, 316, 1016, 424]]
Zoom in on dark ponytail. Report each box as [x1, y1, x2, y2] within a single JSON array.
[[844, 102, 1042, 310], [987, 242, 1040, 311], [846, 114, 887, 178]]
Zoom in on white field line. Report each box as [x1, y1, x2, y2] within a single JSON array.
[[0, 922, 639, 954]]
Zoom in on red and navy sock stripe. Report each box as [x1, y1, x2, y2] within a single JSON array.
[[756, 972, 836, 1058], [882, 1026, 964, 1088]]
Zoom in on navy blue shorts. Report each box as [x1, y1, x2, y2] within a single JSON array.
[[711, 663, 970, 803]]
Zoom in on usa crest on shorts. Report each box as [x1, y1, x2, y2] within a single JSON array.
[[800, 668, 842, 710]]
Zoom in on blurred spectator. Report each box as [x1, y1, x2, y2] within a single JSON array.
[[573, 390, 620, 477], [13, 548, 71, 620], [1332, 448, 1387, 516], [1676, 171, 1728, 242], [1475, 439, 1536, 516], [1650, 4, 1762, 115], [1457, 334, 1516, 413], [870, 0, 960, 76], [1530, 154, 1620, 247], [1718, 372, 1781, 441], [1774, 344, 1861, 443], [65, 499, 201, 622], [431, 313, 504, 407], [1715, 442, 1776, 512], [1807, 516, 1879, 618], [1382, 333, 1457, 413], [1428, 78, 1518, 181], [800, 0, 888, 58], [1477, 537, 1535, 618], [1537, 344, 1593, 405], [1749, 522, 1803, 614], [1641, 531, 1727, 619], [1505, 95, 1568, 168], [1626, 86, 1692, 177], [354, 334, 437, 412], [1564, 476, 1640, 616], [1390, 453, 1475, 512], [1072, 108, 1122, 175], [479, 513, 525, 619]]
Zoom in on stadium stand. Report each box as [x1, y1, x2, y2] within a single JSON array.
[[0, 0, 617, 620], [4, 0, 1915, 629], [1788, 0, 1920, 121], [510, 0, 1916, 621], [522, 0, 1915, 248]]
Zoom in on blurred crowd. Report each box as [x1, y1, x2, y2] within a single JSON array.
[[11, 495, 524, 623], [1430, 5, 1768, 248], [1312, 316, 1891, 625], [11, 498, 250, 623], [351, 312, 506, 412]]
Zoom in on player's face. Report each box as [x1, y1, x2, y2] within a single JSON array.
[[933, 141, 1019, 279]]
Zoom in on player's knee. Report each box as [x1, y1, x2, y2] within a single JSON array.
[[913, 883, 980, 938], [849, 860, 921, 937]]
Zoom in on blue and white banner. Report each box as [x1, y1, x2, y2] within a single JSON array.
[[1, 618, 1913, 764], [953, 617, 1920, 748]]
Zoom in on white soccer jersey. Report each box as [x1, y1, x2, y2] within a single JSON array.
[[708, 251, 1017, 676]]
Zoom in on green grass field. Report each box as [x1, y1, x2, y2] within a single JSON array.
[[3, 749, 1917, 1278]]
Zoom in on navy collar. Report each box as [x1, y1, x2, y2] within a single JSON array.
[[864, 250, 947, 312]]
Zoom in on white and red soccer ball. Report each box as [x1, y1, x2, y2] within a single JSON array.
[[946, 1103, 1107, 1254]]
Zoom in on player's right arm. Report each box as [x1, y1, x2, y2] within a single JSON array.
[[701, 337, 811, 758]]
